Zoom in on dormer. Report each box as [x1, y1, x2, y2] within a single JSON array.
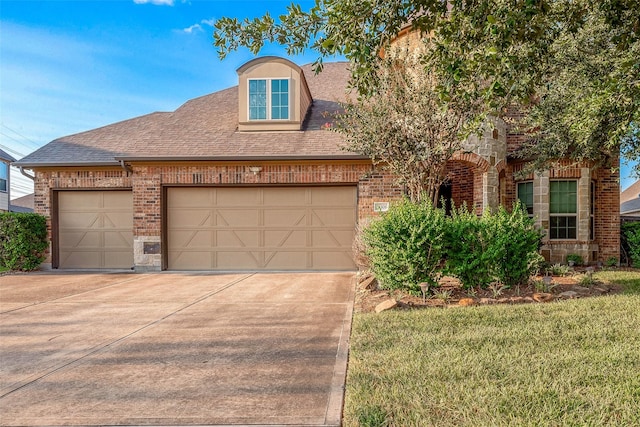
[[237, 56, 312, 132]]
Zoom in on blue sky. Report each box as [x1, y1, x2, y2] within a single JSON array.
[[0, 0, 636, 199], [0, 0, 321, 198]]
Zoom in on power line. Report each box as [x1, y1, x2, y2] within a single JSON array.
[[0, 124, 42, 149], [0, 143, 27, 159]]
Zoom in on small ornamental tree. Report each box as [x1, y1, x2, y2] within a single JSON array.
[[333, 42, 481, 204]]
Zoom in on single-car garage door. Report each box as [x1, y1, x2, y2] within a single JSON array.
[[167, 186, 357, 271], [57, 191, 133, 269]]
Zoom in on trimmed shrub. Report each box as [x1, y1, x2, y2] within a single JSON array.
[[363, 198, 446, 292], [445, 205, 494, 288], [446, 205, 543, 288], [482, 206, 544, 287], [0, 212, 48, 271]]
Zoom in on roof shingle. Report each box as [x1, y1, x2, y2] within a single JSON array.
[[16, 62, 360, 167]]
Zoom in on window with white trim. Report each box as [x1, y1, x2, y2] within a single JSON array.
[[550, 180, 577, 239], [248, 78, 289, 120], [0, 163, 7, 192], [517, 181, 533, 217]]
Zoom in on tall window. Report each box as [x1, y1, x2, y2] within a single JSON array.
[[0, 163, 7, 192], [550, 180, 577, 239], [517, 181, 534, 217], [248, 78, 289, 120]]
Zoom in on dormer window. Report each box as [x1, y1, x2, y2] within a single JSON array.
[[237, 56, 312, 131], [249, 78, 290, 120]]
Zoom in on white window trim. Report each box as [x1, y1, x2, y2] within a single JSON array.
[[549, 179, 578, 240], [247, 77, 291, 121]]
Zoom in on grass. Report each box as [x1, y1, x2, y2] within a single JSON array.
[[0, 266, 8, 273], [344, 272, 640, 426]]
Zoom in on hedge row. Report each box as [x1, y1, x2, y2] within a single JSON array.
[[0, 212, 48, 271], [361, 199, 544, 293]]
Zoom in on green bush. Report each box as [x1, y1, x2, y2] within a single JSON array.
[[622, 222, 640, 267], [363, 198, 446, 292], [445, 205, 494, 288], [483, 206, 544, 287], [0, 212, 48, 271], [566, 253, 583, 266], [361, 200, 543, 293]]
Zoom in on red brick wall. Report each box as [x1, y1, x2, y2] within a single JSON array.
[[594, 159, 620, 261], [33, 157, 620, 267], [445, 161, 475, 210]]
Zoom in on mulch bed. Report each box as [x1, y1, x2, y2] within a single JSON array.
[[355, 270, 623, 313]]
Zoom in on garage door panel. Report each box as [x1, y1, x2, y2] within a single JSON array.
[[59, 231, 101, 248], [312, 252, 355, 270], [168, 230, 212, 248], [167, 187, 356, 271], [263, 209, 306, 226], [216, 188, 260, 205], [311, 230, 353, 246], [58, 191, 133, 269], [167, 209, 212, 227], [104, 231, 133, 248], [217, 230, 259, 247], [311, 209, 356, 226], [216, 209, 259, 226], [263, 187, 307, 205], [264, 229, 307, 247], [216, 251, 261, 269], [264, 251, 309, 269]]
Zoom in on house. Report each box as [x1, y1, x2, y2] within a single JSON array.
[[621, 180, 640, 217], [10, 193, 35, 213], [0, 149, 16, 212], [14, 55, 620, 271]]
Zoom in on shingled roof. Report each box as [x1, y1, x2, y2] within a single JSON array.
[[16, 61, 363, 167], [0, 149, 16, 163]]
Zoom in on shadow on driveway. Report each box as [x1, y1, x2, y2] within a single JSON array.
[[0, 272, 355, 426]]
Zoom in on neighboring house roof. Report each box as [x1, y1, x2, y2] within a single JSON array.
[[15, 62, 363, 168], [0, 149, 16, 163], [10, 193, 34, 213], [621, 180, 640, 204], [621, 198, 640, 216]]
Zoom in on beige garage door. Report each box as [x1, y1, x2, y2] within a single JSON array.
[[167, 186, 357, 271], [57, 191, 133, 269]]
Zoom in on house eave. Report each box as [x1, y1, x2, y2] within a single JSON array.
[[114, 155, 371, 162], [12, 161, 121, 169]]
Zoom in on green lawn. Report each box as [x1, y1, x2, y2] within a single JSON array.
[[344, 272, 640, 426]]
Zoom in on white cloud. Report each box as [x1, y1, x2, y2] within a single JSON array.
[[179, 18, 216, 34], [181, 23, 202, 34], [133, 0, 175, 5]]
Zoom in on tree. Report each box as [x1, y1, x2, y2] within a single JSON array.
[[331, 42, 481, 203], [515, 7, 639, 172], [214, 0, 640, 173]]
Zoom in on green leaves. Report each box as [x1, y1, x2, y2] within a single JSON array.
[[0, 213, 48, 271]]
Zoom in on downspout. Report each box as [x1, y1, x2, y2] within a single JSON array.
[[19, 167, 35, 181], [120, 160, 133, 175]]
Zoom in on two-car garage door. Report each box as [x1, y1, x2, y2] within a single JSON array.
[[56, 186, 357, 271], [167, 186, 357, 271]]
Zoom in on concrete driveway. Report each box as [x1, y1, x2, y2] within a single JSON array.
[[0, 272, 355, 426]]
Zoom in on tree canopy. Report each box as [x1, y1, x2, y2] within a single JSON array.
[[214, 0, 640, 173]]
